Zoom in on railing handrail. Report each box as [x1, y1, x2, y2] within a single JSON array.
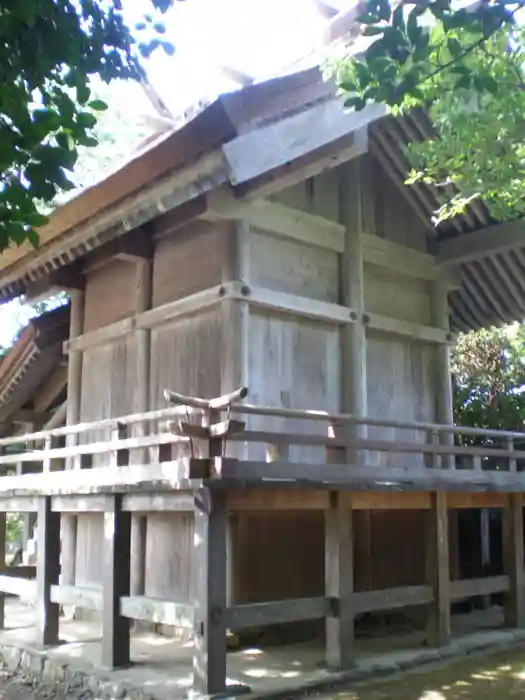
[[1, 390, 524, 454], [230, 403, 525, 442]]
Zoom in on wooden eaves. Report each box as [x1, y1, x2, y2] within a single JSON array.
[[0, 64, 523, 331]]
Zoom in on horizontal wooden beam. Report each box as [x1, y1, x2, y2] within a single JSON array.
[[227, 283, 356, 325], [0, 574, 36, 599], [217, 458, 525, 491], [205, 191, 439, 281], [228, 597, 327, 630], [223, 97, 381, 190], [121, 491, 195, 512], [83, 227, 154, 273], [450, 575, 509, 601], [25, 264, 85, 303], [365, 313, 455, 345], [351, 585, 433, 614], [0, 496, 39, 512], [50, 584, 102, 610], [120, 595, 194, 629], [437, 220, 525, 266], [0, 460, 206, 497]]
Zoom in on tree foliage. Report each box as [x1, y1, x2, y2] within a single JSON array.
[[335, 0, 525, 223], [451, 324, 525, 433], [0, 0, 177, 251]]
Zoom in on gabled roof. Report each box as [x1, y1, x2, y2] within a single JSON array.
[[0, 304, 70, 422], [0, 66, 522, 332]]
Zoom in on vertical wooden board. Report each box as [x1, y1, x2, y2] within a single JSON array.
[[249, 230, 339, 302], [235, 513, 325, 604], [83, 260, 137, 332], [270, 169, 339, 221], [149, 310, 223, 410], [364, 265, 432, 324], [367, 511, 427, 590], [368, 153, 429, 251], [144, 513, 194, 603], [247, 310, 340, 462], [152, 221, 227, 307], [75, 513, 104, 588], [366, 331, 434, 467]]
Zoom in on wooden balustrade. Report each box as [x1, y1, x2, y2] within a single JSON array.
[[0, 388, 523, 693]]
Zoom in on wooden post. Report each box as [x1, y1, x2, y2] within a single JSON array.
[[322, 158, 368, 669], [61, 289, 85, 590], [503, 494, 525, 628], [0, 510, 6, 630], [325, 491, 354, 668], [431, 277, 454, 469], [102, 495, 132, 668], [36, 496, 61, 646], [221, 220, 250, 607], [192, 487, 228, 695], [131, 258, 152, 600], [426, 492, 451, 646]]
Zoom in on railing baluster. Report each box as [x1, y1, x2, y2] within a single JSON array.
[[102, 494, 131, 668], [110, 423, 129, 467], [36, 496, 60, 647], [0, 509, 5, 630], [508, 438, 517, 472]]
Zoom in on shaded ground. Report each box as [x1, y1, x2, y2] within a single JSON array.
[[0, 670, 92, 700], [333, 645, 525, 700]]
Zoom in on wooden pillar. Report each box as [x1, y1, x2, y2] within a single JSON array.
[[102, 495, 131, 668], [0, 511, 6, 629], [325, 492, 354, 668], [221, 220, 250, 606], [36, 496, 61, 646], [61, 289, 84, 589], [323, 158, 369, 665], [431, 277, 454, 467], [130, 258, 152, 598], [503, 494, 525, 628], [192, 488, 228, 695], [426, 492, 451, 646]]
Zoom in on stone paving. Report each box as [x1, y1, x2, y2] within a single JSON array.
[[0, 602, 522, 700]]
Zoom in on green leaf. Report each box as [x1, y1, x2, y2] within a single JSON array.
[[25, 212, 49, 228], [76, 112, 98, 130], [362, 26, 384, 37], [76, 83, 91, 105], [88, 99, 109, 112], [447, 37, 463, 59]]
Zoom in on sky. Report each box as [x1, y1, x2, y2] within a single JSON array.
[[0, 0, 348, 348]]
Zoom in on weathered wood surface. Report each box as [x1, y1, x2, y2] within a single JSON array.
[[0, 461, 206, 497], [450, 575, 509, 601], [120, 596, 194, 629]]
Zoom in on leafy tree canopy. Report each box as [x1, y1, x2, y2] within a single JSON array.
[[334, 0, 525, 224], [451, 324, 525, 435], [0, 0, 177, 251]]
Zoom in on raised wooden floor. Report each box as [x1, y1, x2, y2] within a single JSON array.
[[0, 388, 524, 694]]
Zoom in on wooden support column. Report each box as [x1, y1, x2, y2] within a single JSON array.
[[36, 496, 61, 646], [130, 258, 152, 598], [221, 220, 250, 607], [426, 492, 451, 646], [0, 511, 5, 629], [323, 158, 368, 665], [192, 487, 228, 695], [503, 494, 525, 628], [431, 277, 454, 468], [61, 289, 85, 590], [325, 491, 354, 668], [102, 495, 132, 668]]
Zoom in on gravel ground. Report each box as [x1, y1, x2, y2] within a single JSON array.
[[0, 670, 93, 700], [331, 645, 525, 700]]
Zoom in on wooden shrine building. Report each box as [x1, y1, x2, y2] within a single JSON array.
[[0, 67, 524, 695]]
